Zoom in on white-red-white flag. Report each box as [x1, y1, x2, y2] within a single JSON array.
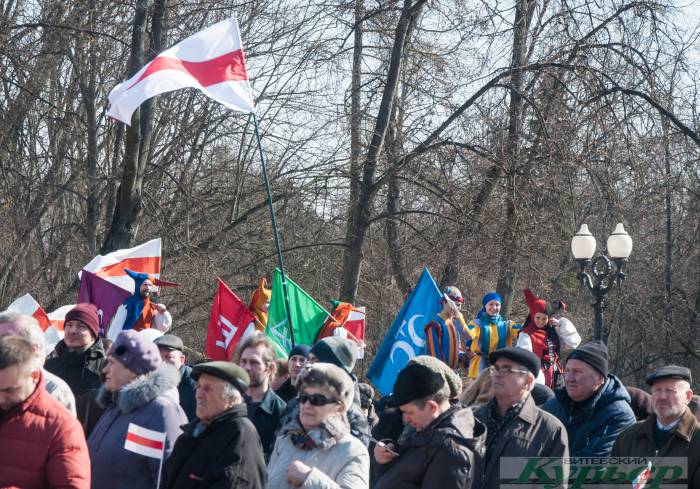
[[124, 423, 166, 459], [333, 306, 366, 358], [7, 294, 52, 331], [80, 238, 162, 292], [632, 461, 653, 489], [108, 17, 254, 125], [206, 278, 256, 361]]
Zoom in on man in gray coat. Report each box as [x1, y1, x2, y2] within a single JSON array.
[[473, 347, 569, 489], [373, 362, 485, 489]]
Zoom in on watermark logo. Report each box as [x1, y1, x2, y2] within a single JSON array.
[[498, 457, 687, 489]]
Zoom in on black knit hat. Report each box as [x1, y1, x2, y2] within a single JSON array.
[[310, 337, 357, 375], [567, 340, 608, 377]]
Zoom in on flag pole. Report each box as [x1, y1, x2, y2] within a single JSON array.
[[252, 113, 296, 347]]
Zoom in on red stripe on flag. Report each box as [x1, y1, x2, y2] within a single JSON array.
[[96, 257, 161, 277], [128, 50, 248, 90], [126, 432, 164, 450]]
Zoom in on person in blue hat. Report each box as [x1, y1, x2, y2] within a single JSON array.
[[464, 291, 522, 379]]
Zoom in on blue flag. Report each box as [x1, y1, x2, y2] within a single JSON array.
[[367, 267, 442, 395]]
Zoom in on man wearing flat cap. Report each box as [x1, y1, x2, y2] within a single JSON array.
[[373, 362, 485, 489], [155, 334, 197, 421], [161, 361, 266, 489], [542, 340, 635, 457], [472, 347, 569, 489], [612, 365, 699, 488]]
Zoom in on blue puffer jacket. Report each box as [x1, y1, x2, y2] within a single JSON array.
[[542, 374, 635, 457], [87, 364, 187, 489]]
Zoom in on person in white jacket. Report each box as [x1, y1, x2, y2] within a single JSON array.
[[516, 289, 580, 388], [267, 363, 369, 489]]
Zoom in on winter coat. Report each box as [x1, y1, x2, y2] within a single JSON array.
[[178, 364, 197, 421], [44, 367, 77, 416], [88, 364, 188, 489], [275, 377, 297, 403], [45, 338, 107, 397], [373, 405, 485, 489], [246, 387, 286, 461], [76, 388, 106, 437], [0, 375, 90, 489], [267, 415, 369, 489], [612, 408, 700, 488], [542, 374, 636, 457], [282, 383, 372, 447], [472, 395, 569, 489], [161, 404, 266, 489]]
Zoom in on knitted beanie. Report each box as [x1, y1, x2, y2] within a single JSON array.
[[310, 337, 357, 375], [568, 340, 608, 377], [65, 303, 100, 338]]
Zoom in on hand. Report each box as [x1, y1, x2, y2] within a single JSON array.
[[374, 441, 399, 464], [285, 460, 312, 486], [156, 303, 167, 314], [548, 317, 560, 327]]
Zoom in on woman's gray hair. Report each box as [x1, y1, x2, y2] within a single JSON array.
[[297, 363, 354, 412]]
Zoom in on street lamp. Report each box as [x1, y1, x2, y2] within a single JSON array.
[[571, 223, 633, 342]]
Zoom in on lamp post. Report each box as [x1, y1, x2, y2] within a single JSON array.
[[570, 223, 633, 342]]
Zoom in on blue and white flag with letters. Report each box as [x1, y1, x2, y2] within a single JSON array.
[[368, 267, 442, 396]]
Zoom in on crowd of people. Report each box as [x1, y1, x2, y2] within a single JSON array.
[[1, 284, 699, 488]]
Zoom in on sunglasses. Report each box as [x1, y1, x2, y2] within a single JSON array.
[[299, 392, 339, 407]]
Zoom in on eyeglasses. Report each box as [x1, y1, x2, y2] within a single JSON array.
[[491, 365, 529, 375], [299, 392, 339, 406]]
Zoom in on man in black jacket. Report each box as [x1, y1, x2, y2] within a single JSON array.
[[45, 303, 106, 398], [161, 361, 266, 489]]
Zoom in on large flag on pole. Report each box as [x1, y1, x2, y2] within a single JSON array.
[[367, 267, 442, 396], [206, 278, 256, 361], [266, 269, 329, 357], [80, 238, 162, 292], [107, 17, 255, 125], [78, 269, 132, 334]]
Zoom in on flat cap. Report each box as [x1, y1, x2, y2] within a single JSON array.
[[154, 334, 184, 352], [645, 365, 692, 386], [489, 347, 541, 377], [192, 361, 249, 395], [384, 363, 446, 407]]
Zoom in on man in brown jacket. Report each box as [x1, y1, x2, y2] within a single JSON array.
[[612, 365, 699, 488], [473, 347, 569, 489]]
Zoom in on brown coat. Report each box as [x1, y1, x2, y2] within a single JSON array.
[[611, 408, 700, 488], [473, 394, 569, 489]]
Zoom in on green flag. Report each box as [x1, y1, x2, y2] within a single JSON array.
[[266, 268, 329, 356]]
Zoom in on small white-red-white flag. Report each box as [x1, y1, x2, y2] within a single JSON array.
[[632, 461, 653, 489], [334, 306, 366, 359], [80, 238, 162, 292], [7, 294, 52, 331], [124, 423, 167, 459], [108, 17, 254, 125]]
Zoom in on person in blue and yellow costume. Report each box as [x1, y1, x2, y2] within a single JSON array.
[[424, 286, 469, 370], [464, 291, 521, 379]]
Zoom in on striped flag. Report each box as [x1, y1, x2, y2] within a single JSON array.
[[107, 17, 254, 125], [7, 293, 52, 331], [632, 461, 653, 489], [80, 238, 161, 292], [124, 423, 166, 459]]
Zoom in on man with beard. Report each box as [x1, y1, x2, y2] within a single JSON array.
[[234, 333, 286, 461], [107, 269, 178, 341]]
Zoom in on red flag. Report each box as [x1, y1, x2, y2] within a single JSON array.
[[206, 278, 256, 360]]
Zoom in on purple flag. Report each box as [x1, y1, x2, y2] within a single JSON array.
[[78, 269, 131, 335]]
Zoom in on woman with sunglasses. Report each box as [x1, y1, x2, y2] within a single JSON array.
[[267, 363, 369, 488]]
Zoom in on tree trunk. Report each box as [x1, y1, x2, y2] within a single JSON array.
[[339, 0, 427, 303]]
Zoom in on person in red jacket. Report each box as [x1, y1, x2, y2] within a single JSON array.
[[0, 336, 90, 489]]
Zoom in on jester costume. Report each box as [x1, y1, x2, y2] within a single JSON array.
[[106, 269, 179, 341], [516, 289, 580, 388], [424, 286, 469, 370], [249, 277, 272, 332], [465, 291, 522, 378]]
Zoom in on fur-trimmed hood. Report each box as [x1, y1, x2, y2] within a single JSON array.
[[97, 363, 180, 413]]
